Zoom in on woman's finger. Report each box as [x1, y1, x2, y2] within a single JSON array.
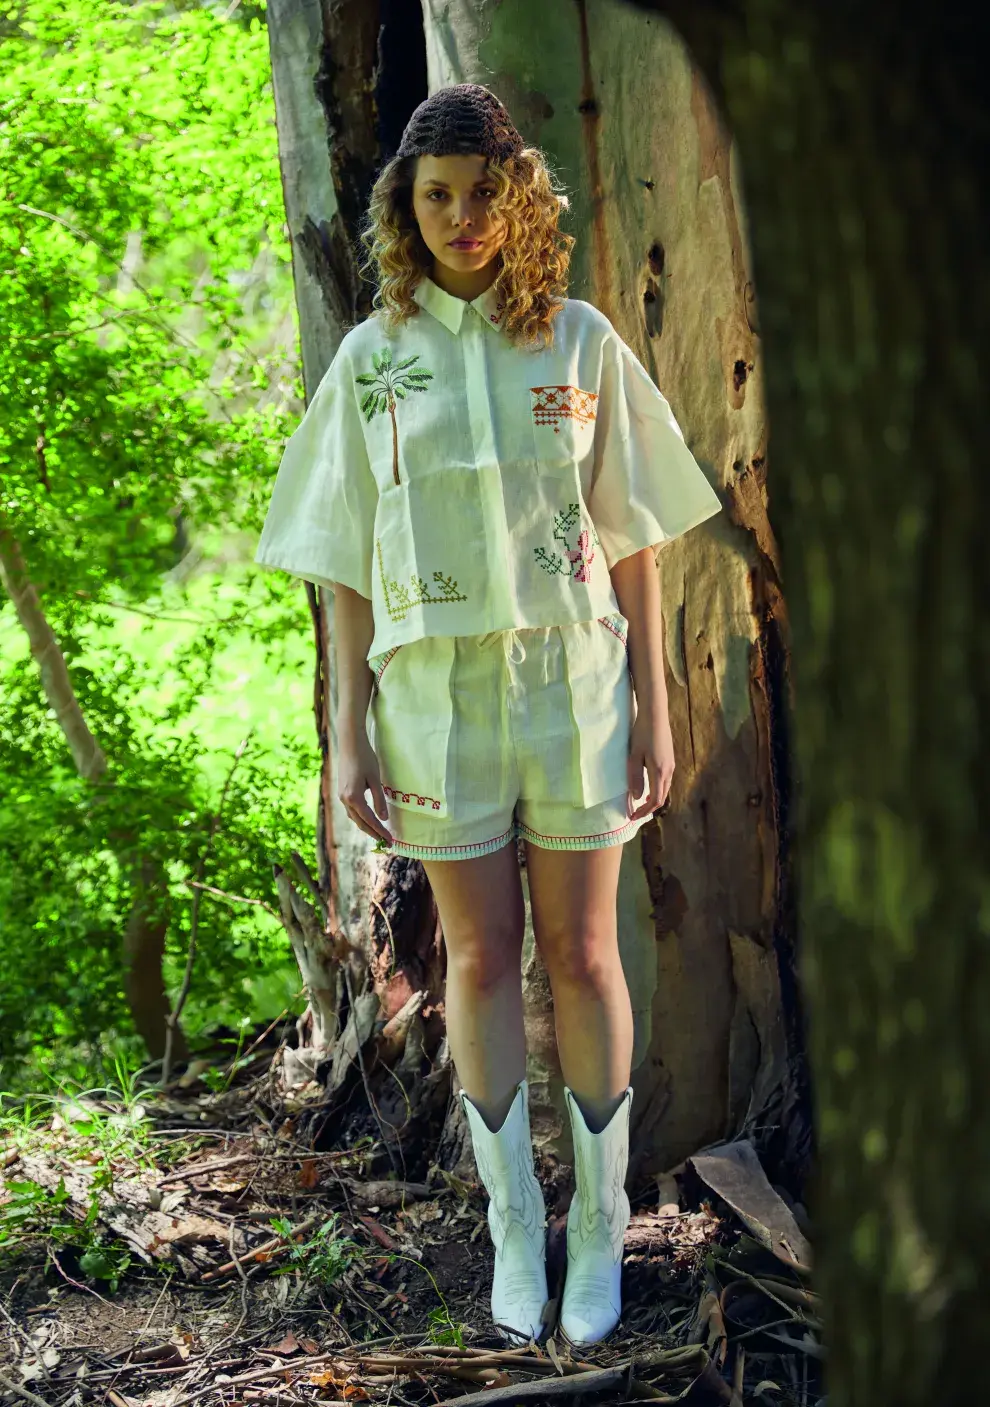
[[626, 753, 645, 817], [343, 794, 392, 844], [629, 756, 661, 821], [369, 777, 389, 822]]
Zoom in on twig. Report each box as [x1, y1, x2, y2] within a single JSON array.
[[0, 1300, 53, 1383], [162, 734, 253, 1086], [156, 1148, 351, 1186], [104, 1271, 174, 1399], [0, 1371, 51, 1407], [159, 1354, 345, 1407], [184, 878, 280, 919], [212, 1219, 251, 1351], [200, 1215, 318, 1281], [342, 963, 399, 1177], [432, 1364, 632, 1405], [48, 1249, 113, 1305]]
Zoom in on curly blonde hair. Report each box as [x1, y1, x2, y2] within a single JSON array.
[[357, 145, 576, 352]]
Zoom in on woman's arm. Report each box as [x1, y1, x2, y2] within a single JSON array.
[[608, 546, 675, 821], [333, 584, 392, 845]]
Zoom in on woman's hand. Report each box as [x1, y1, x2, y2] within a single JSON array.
[[337, 726, 393, 845], [626, 700, 675, 821]]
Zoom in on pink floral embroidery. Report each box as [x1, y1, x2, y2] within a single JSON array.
[[566, 528, 595, 583], [534, 503, 601, 584]]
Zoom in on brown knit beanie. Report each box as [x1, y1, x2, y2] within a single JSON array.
[[396, 83, 524, 165]]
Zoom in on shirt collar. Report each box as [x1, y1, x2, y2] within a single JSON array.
[[413, 275, 506, 335]]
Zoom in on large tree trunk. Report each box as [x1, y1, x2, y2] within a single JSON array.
[[266, 0, 799, 1181], [423, 0, 797, 1178], [617, 2, 987, 1403]]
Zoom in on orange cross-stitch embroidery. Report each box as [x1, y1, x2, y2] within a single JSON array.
[[530, 385, 599, 433]]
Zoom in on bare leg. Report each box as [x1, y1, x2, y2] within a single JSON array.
[[523, 841, 632, 1134], [423, 841, 527, 1132]]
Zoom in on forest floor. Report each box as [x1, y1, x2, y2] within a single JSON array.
[[0, 1058, 822, 1407]]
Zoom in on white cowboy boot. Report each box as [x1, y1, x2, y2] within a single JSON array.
[[459, 1079, 549, 1343], [559, 1084, 633, 1346]]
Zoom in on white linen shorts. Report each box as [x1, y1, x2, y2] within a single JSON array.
[[365, 613, 651, 861]]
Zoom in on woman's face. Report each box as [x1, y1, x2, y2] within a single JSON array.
[[410, 153, 507, 277]]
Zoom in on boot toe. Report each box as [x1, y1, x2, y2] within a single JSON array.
[[559, 1278, 620, 1346], [559, 1305, 619, 1346]]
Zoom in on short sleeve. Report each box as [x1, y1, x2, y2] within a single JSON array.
[[588, 331, 721, 569], [254, 345, 378, 598]]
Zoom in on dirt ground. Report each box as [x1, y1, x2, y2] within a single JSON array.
[[0, 1075, 821, 1406]]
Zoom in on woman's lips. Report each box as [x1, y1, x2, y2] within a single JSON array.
[[449, 238, 481, 249]]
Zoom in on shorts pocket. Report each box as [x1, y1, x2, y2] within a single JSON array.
[[597, 612, 629, 648], [560, 617, 634, 808], [367, 635, 455, 817], [369, 644, 402, 697]]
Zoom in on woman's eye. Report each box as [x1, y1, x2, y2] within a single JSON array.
[[425, 189, 494, 200]]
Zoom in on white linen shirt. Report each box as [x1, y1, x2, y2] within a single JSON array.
[[254, 274, 721, 657]]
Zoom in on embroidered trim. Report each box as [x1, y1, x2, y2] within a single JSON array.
[[530, 385, 599, 433], [370, 646, 400, 694], [386, 825, 516, 860], [534, 504, 601, 584], [516, 817, 640, 851], [382, 783, 442, 812], [356, 347, 434, 486], [597, 614, 628, 646], [376, 539, 468, 623]]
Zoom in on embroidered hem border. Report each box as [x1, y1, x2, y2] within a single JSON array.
[[382, 814, 643, 860]]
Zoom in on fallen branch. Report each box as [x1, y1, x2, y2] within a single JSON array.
[[200, 1215, 319, 1281], [0, 1372, 51, 1407], [431, 1364, 634, 1405], [156, 1150, 350, 1186]]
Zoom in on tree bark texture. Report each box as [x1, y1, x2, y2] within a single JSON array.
[[426, 0, 795, 1178], [266, 0, 798, 1180], [266, 0, 443, 1085], [623, 2, 989, 1403]]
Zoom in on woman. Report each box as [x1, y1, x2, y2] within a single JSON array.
[[255, 84, 721, 1347]]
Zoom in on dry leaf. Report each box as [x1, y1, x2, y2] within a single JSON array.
[[357, 1215, 398, 1251], [296, 1159, 320, 1189], [309, 1370, 369, 1399]]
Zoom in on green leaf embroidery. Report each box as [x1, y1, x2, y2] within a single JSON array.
[[376, 541, 468, 623]]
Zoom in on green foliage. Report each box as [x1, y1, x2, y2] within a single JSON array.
[[0, 1072, 154, 1289], [426, 1305, 467, 1348], [0, 0, 318, 1078], [269, 1215, 363, 1287]]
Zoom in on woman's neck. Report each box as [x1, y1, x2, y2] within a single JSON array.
[[428, 258, 500, 303]]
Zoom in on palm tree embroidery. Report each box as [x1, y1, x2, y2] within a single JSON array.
[[355, 347, 434, 486]]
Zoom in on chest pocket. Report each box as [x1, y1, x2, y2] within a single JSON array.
[[528, 384, 599, 469]]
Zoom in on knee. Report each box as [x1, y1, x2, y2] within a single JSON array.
[[537, 921, 616, 992], [445, 921, 523, 995]]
